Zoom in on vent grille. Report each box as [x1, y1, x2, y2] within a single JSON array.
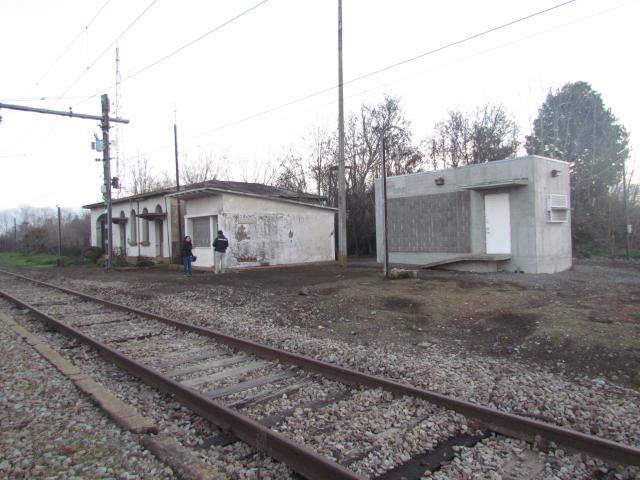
[[546, 194, 569, 223]]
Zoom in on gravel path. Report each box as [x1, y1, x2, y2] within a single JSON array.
[[0, 313, 175, 480]]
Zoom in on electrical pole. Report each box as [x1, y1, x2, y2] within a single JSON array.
[[382, 137, 389, 279], [13, 217, 17, 250], [101, 94, 113, 270], [622, 156, 631, 258], [337, 0, 347, 267], [0, 99, 128, 268], [174, 120, 183, 253], [57, 205, 62, 258]]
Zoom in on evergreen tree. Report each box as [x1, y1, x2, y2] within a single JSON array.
[[525, 81, 630, 247]]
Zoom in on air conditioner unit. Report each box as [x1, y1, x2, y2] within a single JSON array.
[[546, 194, 569, 223]]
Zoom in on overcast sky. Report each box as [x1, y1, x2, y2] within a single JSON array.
[[1, 0, 639, 210]]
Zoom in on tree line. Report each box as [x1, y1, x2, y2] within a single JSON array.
[[0, 207, 90, 256], [4, 81, 636, 258], [123, 81, 639, 257]]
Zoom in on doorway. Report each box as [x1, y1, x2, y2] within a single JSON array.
[[485, 192, 511, 254]]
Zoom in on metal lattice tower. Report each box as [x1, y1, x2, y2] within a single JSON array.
[[114, 46, 123, 191]]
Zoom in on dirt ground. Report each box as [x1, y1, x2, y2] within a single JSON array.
[[26, 258, 640, 388]]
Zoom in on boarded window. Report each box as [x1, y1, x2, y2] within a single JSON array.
[[192, 217, 210, 247]]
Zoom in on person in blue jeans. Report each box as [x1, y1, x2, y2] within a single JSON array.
[[181, 235, 193, 276]]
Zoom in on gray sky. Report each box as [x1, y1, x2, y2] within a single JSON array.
[[1, 0, 639, 209]]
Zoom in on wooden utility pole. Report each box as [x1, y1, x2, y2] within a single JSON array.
[[57, 205, 62, 258], [337, 0, 347, 267], [622, 156, 631, 258], [174, 121, 183, 250]]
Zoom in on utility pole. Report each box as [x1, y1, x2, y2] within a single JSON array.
[[381, 137, 389, 279], [622, 156, 631, 258], [337, 0, 347, 267], [174, 120, 183, 252], [56, 205, 62, 258], [13, 217, 17, 250], [0, 99, 128, 268], [101, 94, 113, 270]]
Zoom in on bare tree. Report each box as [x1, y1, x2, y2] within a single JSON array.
[[181, 149, 229, 185], [425, 103, 519, 169], [305, 126, 335, 197], [127, 155, 172, 195], [237, 156, 279, 185], [274, 148, 308, 192]]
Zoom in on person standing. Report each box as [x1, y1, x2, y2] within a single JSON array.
[[181, 235, 193, 276], [212, 230, 229, 274]]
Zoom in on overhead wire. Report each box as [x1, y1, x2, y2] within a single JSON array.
[[75, 0, 272, 106], [115, 0, 580, 165], [189, 0, 578, 139], [33, 0, 113, 88], [55, 0, 160, 103]]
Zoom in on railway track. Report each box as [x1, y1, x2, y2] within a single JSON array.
[[0, 268, 638, 479]]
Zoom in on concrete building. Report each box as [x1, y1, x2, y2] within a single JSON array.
[[84, 180, 336, 269], [375, 155, 571, 273]]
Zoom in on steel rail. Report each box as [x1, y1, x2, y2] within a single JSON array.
[[0, 287, 364, 480], [1, 269, 639, 467]]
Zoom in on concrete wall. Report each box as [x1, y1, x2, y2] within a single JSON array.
[[183, 192, 335, 268], [532, 157, 572, 273], [375, 155, 571, 273]]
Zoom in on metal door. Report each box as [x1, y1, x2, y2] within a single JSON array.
[[485, 192, 511, 254]]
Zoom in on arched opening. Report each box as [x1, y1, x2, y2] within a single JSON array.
[[141, 208, 149, 244], [154, 204, 163, 257], [118, 211, 127, 255], [129, 209, 137, 245], [96, 214, 106, 252]]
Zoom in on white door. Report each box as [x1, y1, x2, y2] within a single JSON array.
[[485, 192, 511, 254]]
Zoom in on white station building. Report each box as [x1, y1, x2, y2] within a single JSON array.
[[84, 180, 336, 269]]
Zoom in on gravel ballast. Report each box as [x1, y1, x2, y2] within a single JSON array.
[[0, 312, 176, 479]]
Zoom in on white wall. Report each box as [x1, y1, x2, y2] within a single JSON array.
[[87, 193, 171, 259]]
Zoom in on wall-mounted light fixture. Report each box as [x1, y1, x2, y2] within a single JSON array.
[[551, 169, 560, 177], [434, 176, 445, 186]]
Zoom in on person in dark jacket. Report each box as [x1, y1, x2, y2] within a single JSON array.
[[181, 235, 193, 276], [212, 230, 229, 274]]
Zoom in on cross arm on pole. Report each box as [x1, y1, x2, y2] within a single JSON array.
[[0, 102, 129, 124]]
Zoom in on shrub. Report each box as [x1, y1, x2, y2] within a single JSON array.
[[83, 247, 104, 264]]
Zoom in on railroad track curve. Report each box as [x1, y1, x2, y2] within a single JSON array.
[[0, 268, 638, 479]]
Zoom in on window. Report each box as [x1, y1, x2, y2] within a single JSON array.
[[129, 210, 137, 243], [141, 208, 150, 242], [191, 217, 210, 247]]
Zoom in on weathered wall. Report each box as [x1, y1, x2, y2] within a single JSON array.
[[183, 192, 335, 268], [375, 155, 571, 273]]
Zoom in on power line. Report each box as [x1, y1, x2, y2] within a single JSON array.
[[33, 0, 113, 88], [77, 0, 272, 105], [56, 0, 160, 102], [193, 0, 578, 138], [115, 0, 580, 166]]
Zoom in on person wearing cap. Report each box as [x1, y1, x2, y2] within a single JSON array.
[[212, 230, 229, 274]]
